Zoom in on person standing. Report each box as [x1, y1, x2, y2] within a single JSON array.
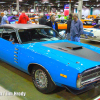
[[46, 14, 59, 32], [1, 12, 9, 25], [65, 14, 72, 40], [39, 13, 47, 25], [18, 11, 29, 24], [60, 14, 64, 20], [43, 13, 47, 19], [70, 13, 83, 42], [0, 13, 1, 25]]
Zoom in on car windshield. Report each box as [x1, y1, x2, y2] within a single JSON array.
[[18, 28, 62, 44]]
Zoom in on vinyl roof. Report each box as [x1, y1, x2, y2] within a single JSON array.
[[0, 24, 51, 29]]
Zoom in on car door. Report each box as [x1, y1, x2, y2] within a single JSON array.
[[0, 27, 4, 59], [0, 27, 20, 68]]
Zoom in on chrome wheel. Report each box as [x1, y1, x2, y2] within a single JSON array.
[[35, 69, 47, 88]]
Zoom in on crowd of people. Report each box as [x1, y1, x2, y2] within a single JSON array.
[[0, 11, 83, 42]]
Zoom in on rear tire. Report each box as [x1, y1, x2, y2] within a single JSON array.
[[31, 66, 56, 93]]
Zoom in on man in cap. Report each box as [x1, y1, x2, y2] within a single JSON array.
[[39, 13, 47, 25]]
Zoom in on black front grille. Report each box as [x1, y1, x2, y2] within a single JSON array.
[[81, 66, 100, 83]]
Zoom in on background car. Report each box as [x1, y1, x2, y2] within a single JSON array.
[[81, 19, 94, 28], [94, 18, 100, 24], [58, 19, 94, 38], [7, 16, 19, 24], [30, 17, 40, 24], [81, 24, 100, 41]]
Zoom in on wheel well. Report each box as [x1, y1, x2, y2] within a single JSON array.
[[28, 63, 56, 85], [28, 64, 37, 74], [28, 64, 47, 75]]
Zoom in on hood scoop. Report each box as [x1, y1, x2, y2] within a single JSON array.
[[43, 42, 100, 61], [66, 46, 83, 50], [58, 46, 83, 51]]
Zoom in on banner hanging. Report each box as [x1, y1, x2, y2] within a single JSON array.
[[64, 4, 69, 16]]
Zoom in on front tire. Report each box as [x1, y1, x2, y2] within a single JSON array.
[[32, 66, 56, 93]]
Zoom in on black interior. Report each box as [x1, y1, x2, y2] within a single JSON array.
[[2, 33, 10, 40], [19, 30, 52, 43], [2, 32, 19, 43]]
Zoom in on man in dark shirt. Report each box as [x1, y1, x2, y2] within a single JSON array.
[[46, 14, 59, 32], [66, 14, 72, 40], [43, 13, 47, 19], [39, 13, 47, 25], [0, 14, 1, 25]]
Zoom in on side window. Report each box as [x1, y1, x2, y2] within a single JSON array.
[[0, 27, 3, 37], [2, 27, 19, 43], [98, 20, 100, 24]]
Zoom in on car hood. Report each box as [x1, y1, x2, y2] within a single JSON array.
[[23, 40, 100, 73], [84, 28, 99, 32], [84, 28, 100, 33]]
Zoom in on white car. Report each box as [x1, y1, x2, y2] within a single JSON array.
[[82, 24, 100, 41]]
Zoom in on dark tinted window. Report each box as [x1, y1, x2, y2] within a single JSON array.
[[18, 28, 62, 44], [83, 21, 93, 25], [2, 27, 18, 43], [0, 27, 3, 37]]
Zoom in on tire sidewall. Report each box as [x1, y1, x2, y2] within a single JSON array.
[[32, 66, 54, 93]]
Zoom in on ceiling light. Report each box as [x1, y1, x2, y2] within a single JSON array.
[[38, 5, 42, 6], [24, 3, 29, 5], [75, 5, 78, 6], [12, 2, 16, 4], [68, 0, 74, 2], [83, 0, 89, 1], [0, 2, 6, 3], [85, 5, 90, 6]]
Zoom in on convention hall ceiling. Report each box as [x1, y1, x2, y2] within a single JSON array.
[[0, 0, 100, 9]]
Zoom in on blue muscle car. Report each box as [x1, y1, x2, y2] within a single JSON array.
[[0, 24, 100, 94]]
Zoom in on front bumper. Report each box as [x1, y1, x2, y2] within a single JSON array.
[[62, 81, 100, 95]]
